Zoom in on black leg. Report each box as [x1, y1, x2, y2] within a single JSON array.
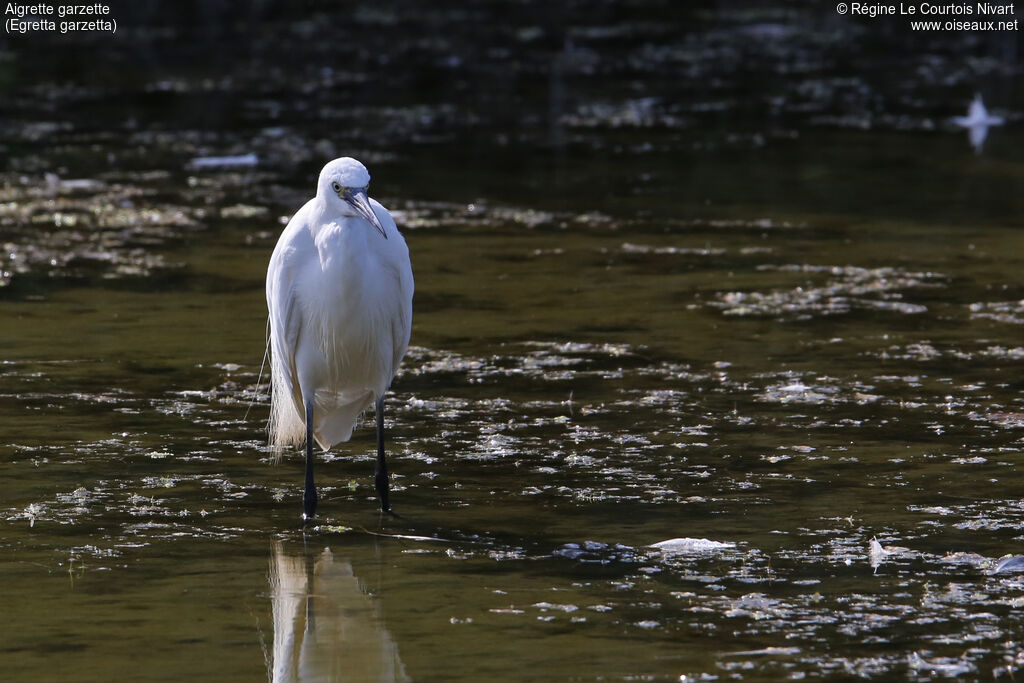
[[374, 396, 391, 513], [303, 400, 317, 521]]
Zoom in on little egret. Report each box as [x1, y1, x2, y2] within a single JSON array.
[[952, 93, 1004, 128], [952, 94, 1004, 154], [266, 157, 414, 519]]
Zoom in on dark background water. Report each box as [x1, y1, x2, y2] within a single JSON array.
[[2, 1, 1023, 681]]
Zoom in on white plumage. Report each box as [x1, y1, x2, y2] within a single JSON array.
[[952, 94, 1005, 154], [952, 93, 1004, 128], [266, 157, 413, 517]]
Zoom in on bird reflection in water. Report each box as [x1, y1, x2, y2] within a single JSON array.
[[267, 541, 410, 682]]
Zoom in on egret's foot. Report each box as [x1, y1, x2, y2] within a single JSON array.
[[303, 491, 318, 522], [375, 471, 390, 514]]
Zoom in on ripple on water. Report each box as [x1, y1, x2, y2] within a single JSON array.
[[0, 176, 198, 288], [969, 299, 1024, 325], [711, 264, 945, 319]]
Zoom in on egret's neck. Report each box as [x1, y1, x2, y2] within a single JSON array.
[[311, 196, 361, 236], [309, 199, 370, 277]]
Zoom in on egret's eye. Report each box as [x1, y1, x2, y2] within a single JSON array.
[[332, 182, 342, 193]]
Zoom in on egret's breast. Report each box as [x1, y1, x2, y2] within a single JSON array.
[[303, 220, 402, 394]]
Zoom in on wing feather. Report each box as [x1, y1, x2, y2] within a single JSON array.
[[267, 203, 315, 450]]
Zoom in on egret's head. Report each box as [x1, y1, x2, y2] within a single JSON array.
[[317, 157, 387, 238]]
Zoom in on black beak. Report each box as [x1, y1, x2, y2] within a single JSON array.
[[344, 189, 387, 239]]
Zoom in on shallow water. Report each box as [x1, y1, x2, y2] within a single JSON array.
[[2, 2, 1024, 681]]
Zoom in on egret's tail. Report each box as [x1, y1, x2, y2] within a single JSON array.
[[312, 391, 374, 450], [268, 355, 305, 459], [268, 374, 371, 455]]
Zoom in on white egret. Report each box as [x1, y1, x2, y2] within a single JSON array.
[[266, 157, 413, 519], [952, 93, 1004, 128], [952, 93, 1004, 154]]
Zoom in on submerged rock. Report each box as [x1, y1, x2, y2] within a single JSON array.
[[650, 537, 736, 554]]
